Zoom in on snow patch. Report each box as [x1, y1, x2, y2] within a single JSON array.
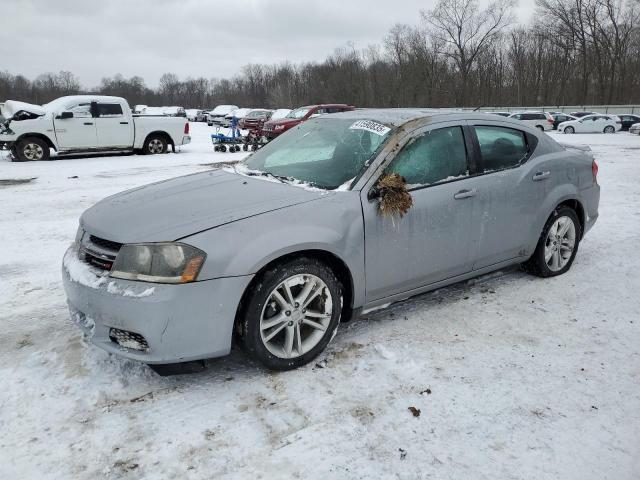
[[106, 281, 155, 298], [63, 247, 108, 289]]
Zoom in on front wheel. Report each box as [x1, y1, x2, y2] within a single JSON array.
[[15, 137, 50, 162], [603, 125, 615, 134], [523, 206, 581, 278], [144, 135, 168, 155], [564, 126, 575, 134], [239, 258, 342, 370]]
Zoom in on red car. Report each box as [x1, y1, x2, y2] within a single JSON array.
[[262, 104, 355, 138], [238, 109, 273, 130]]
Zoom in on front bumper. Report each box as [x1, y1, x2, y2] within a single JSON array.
[[62, 246, 253, 364]]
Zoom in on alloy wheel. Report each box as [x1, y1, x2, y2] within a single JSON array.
[[23, 143, 44, 160], [148, 139, 164, 154], [259, 274, 333, 359], [544, 216, 576, 272]]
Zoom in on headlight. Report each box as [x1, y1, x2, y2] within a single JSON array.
[[110, 243, 206, 284]]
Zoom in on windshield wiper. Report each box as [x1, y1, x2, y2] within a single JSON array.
[[241, 169, 289, 184]]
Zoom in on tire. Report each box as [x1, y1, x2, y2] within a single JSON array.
[[219, 145, 227, 153], [564, 126, 575, 134], [242, 144, 248, 151], [239, 257, 343, 370], [15, 137, 50, 162], [522, 206, 582, 278], [603, 126, 615, 134], [144, 134, 168, 155]]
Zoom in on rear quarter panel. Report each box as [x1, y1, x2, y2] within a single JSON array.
[[132, 116, 185, 148]]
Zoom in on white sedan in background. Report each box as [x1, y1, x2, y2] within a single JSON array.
[[629, 123, 640, 135], [558, 114, 622, 134]]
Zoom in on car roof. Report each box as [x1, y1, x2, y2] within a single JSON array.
[[325, 108, 528, 128], [298, 104, 353, 109]]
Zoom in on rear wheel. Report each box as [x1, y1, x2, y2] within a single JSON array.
[[144, 134, 168, 155], [239, 257, 342, 370], [523, 206, 581, 278], [603, 125, 615, 134], [564, 126, 575, 134], [15, 137, 50, 162]]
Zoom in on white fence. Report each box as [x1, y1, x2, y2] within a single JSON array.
[[473, 105, 640, 115]]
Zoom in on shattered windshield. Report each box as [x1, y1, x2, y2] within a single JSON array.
[[243, 118, 394, 190]]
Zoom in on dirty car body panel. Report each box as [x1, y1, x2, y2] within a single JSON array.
[[62, 109, 600, 364]]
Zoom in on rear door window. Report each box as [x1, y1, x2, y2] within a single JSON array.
[[474, 126, 529, 173], [97, 103, 123, 117], [385, 126, 469, 188]]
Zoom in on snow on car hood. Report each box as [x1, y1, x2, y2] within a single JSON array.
[[80, 169, 329, 243], [1, 100, 46, 118]]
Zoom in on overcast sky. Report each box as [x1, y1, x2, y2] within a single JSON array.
[[2, 0, 535, 88]]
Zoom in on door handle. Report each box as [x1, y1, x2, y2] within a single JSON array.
[[533, 171, 551, 181], [120, 121, 129, 125], [83, 122, 94, 125], [454, 189, 477, 199]]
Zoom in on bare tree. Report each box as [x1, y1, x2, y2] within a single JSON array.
[[422, 0, 515, 106]]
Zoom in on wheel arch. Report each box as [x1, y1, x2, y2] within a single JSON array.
[[233, 248, 356, 340], [16, 133, 57, 151], [143, 130, 175, 149], [555, 198, 586, 238]]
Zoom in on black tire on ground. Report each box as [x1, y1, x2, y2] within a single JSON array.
[[243, 144, 248, 151], [15, 137, 50, 162], [522, 206, 582, 278], [143, 134, 168, 155], [219, 145, 227, 153], [238, 257, 343, 370], [564, 126, 575, 134], [604, 126, 615, 133]]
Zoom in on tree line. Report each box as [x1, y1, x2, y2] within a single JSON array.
[[2, 0, 639, 109]]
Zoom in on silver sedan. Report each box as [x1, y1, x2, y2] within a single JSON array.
[[62, 110, 600, 371]]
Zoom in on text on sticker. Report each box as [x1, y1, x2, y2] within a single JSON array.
[[349, 120, 391, 136]]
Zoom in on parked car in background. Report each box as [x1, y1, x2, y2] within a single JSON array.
[[137, 106, 187, 117], [262, 104, 355, 139], [0, 95, 190, 161], [558, 114, 621, 134], [270, 108, 291, 120], [629, 123, 640, 135], [569, 111, 597, 118], [61, 110, 599, 371], [550, 113, 577, 130], [508, 111, 554, 131], [617, 114, 640, 131], [186, 109, 205, 122], [220, 108, 252, 128], [238, 109, 273, 129], [207, 105, 239, 126]]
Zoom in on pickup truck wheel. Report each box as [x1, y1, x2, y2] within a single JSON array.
[[144, 135, 167, 155], [239, 257, 342, 370], [16, 137, 50, 162], [522, 206, 581, 278]]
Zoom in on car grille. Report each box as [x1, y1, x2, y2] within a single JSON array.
[[109, 328, 150, 352], [80, 234, 122, 271]]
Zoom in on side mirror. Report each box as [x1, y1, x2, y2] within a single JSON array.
[[56, 111, 73, 119]]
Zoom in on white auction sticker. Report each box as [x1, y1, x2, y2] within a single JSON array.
[[349, 120, 391, 136]]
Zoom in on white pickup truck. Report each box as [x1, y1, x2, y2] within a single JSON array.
[[0, 95, 191, 161]]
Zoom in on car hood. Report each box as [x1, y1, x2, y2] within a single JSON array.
[[264, 118, 300, 127], [1, 100, 46, 118], [81, 169, 329, 243]]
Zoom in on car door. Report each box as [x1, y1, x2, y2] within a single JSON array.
[[465, 122, 546, 270], [361, 122, 479, 301], [95, 102, 133, 148], [53, 102, 98, 150]]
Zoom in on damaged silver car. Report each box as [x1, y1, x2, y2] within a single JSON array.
[[62, 109, 600, 370]]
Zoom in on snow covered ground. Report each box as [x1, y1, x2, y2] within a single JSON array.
[[1, 123, 639, 479]]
